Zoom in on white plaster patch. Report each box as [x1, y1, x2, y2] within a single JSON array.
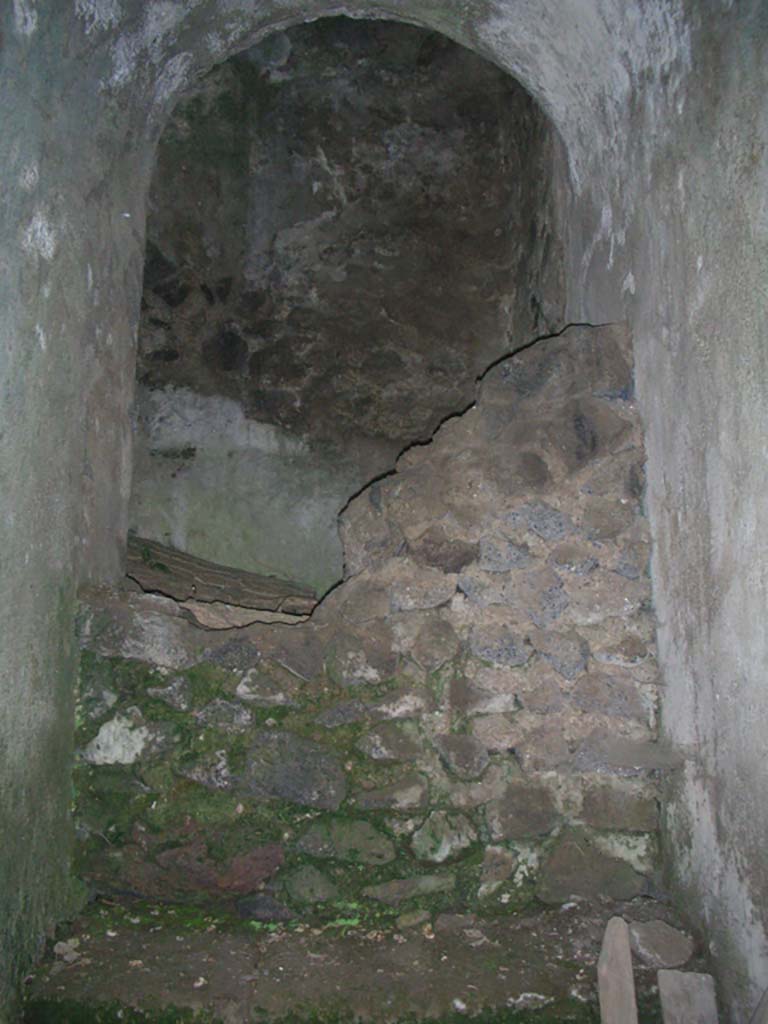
[[81, 714, 150, 765], [138, 387, 306, 455], [110, 1, 193, 87], [35, 325, 46, 352], [75, 0, 121, 34], [153, 51, 193, 111], [22, 209, 57, 261], [622, 271, 636, 296], [19, 164, 39, 192], [592, 831, 656, 874], [13, 0, 37, 36]]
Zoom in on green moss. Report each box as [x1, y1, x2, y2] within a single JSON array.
[[23, 999, 223, 1023]]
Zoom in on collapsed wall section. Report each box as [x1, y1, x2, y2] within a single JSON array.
[[77, 323, 664, 917]]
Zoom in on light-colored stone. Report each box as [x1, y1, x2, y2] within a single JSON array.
[[411, 810, 477, 863], [598, 917, 638, 1024], [629, 920, 693, 969], [658, 971, 719, 1024], [81, 714, 150, 765]]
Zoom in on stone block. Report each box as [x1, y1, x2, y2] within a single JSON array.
[[412, 615, 461, 671], [284, 865, 339, 904], [658, 970, 719, 1024], [530, 628, 589, 679], [411, 810, 477, 863], [470, 624, 533, 668], [409, 527, 479, 574], [433, 733, 490, 779], [362, 874, 455, 906], [387, 562, 458, 612], [629, 920, 693, 969], [354, 772, 428, 811], [486, 783, 560, 840], [537, 830, 644, 904], [296, 819, 395, 865], [478, 536, 533, 572], [470, 714, 518, 753], [356, 722, 423, 762], [240, 731, 347, 810], [582, 779, 658, 832]]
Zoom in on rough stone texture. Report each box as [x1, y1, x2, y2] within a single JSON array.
[[284, 865, 339, 904], [485, 784, 560, 841], [241, 731, 347, 810], [411, 811, 477, 864], [629, 919, 694, 970], [657, 971, 719, 1024], [4, 2, 768, 1017], [583, 779, 658, 833], [362, 874, 455, 906], [433, 734, 490, 780], [537, 831, 645, 905], [296, 820, 395, 865]]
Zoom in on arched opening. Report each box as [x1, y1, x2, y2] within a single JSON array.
[[57, 16, 680, 1017], [125, 17, 566, 617]]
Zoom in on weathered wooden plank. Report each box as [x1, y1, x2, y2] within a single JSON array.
[[598, 917, 638, 1024], [126, 535, 316, 614]]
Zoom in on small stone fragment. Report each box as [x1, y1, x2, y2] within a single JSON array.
[[355, 773, 428, 811], [241, 731, 347, 810], [362, 874, 455, 906], [530, 629, 589, 679], [410, 527, 479, 574], [412, 616, 461, 671], [195, 699, 252, 732], [485, 783, 559, 840], [81, 714, 151, 766], [537, 830, 644, 904], [470, 715, 518, 754], [479, 845, 518, 896], [53, 939, 81, 964], [478, 536, 532, 572], [215, 845, 285, 894], [285, 865, 339, 904], [582, 780, 658, 833], [629, 920, 693, 969], [470, 624, 533, 668], [356, 722, 422, 763], [598, 917, 638, 1024], [296, 819, 395, 865], [657, 970, 718, 1024], [411, 810, 477, 863], [433, 734, 490, 780], [316, 700, 369, 728], [512, 501, 573, 541], [389, 563, 458, 612]]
